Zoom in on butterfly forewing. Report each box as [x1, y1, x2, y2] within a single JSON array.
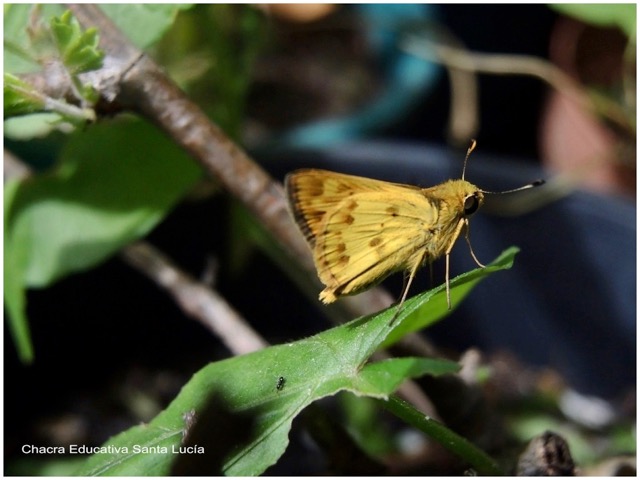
[[286, 170, 441, 304], [285, 169, 419, 247]]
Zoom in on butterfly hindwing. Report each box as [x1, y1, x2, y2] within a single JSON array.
[[314, 190, 439, 302]]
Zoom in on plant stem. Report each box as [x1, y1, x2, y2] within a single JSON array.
[[378, 394, 503, 475]]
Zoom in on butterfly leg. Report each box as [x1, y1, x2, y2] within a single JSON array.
[[389, 251, 426, 326], [400, 252, 424, 307], [463, 219, 485, 268], [444, 218, 467, 309]]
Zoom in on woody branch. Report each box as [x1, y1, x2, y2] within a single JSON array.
[[55, 4, 393, 318]]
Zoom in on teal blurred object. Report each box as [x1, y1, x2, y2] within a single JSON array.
[[266, 5, 441, 149]]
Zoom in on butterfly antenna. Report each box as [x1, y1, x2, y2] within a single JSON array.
[[461, 139, 477, 181], [480, 179, 545, 195], [461, 139, 544, 194]]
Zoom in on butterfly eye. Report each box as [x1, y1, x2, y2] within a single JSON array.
[[463, 194, 480, 216]]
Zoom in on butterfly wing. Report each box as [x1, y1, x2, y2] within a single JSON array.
[[315, 190, 439, 303], [285, 169, 442, 304], [285, 169, 415, 248]]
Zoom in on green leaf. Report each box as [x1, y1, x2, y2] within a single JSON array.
[[76, 251, 514, 475], [4, 73, 94, 123], [356, 357, 460, 395], [551, 4, 636, 41], [100, 4, 195, 50], [4, 113, 66, 140], [4, 179, 34, 363], [3, 73, 46, 116], [3, 4, 66, 74], [382, 246, 519, 346], [4, 5, 194, 139], [50, 10, 104, 75], [338, 394, 395, 456], [4, 5, 190, 74], [6, 457, 87, 476], [5, 118, 202, 289]]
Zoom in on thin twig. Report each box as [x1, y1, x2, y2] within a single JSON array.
[[402, 35, 634, 136], [5, 150, 267, 356], [64, 4, 393, 318], [121, 242, 268, 355]]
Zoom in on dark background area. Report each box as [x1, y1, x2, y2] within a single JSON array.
[[389, 4, 556, 156]]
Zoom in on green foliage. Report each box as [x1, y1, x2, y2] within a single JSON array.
[[3, 5, 266, 363], [4, 119, 202, 361], [4, 7, 103, 125], [3, 4, 66, 73], [383, 247, 519, 347], [508, 405, 636, 467], [4, 178, 33, 362], [381, 396, 501, 475], [3, 5, 192, 134], [3, 4, 191, 72], [5, 457, 87, 476], [75, 250, 516, 475], [100, 4, 195, 50], [50, 10, 104, 75], [4, 71, 96, 124], [4, 5, 207, 361], [338, 394, 396, 456], [3, 73, 46, 116], [154, 4, 268, 139], [551, 4, 636, 44]]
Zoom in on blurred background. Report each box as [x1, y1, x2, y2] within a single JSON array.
[[5, 4, 635, 475]]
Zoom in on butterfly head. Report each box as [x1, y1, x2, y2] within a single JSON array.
[[461, 139, 544, 211]]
